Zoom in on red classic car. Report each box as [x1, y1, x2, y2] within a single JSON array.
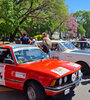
[[0, 44, 82, 100]]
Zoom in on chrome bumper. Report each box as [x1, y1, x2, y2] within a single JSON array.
[[45, 73, 83, 93]]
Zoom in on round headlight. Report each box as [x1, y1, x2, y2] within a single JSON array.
[[59, 78, 62, 85], [64, 76, 67, 83], [71, 73, 76, 82]]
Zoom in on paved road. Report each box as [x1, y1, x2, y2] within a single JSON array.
[[0, 75, 90, 100]]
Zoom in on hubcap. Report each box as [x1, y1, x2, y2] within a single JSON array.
[[27, 87, 36, 100]]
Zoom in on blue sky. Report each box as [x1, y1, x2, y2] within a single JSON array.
[[65, 0, 90, 13]]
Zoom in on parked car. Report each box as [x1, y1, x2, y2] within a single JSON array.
[[36, 40, 90, 74], [0, 44, 82, 100], [71, 41, 90, 51]]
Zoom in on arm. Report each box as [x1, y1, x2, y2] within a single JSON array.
[[20, 38, 22, 44], [43, 38, 51, 46]]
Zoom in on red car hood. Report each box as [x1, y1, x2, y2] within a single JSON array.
[[19, 59, 81, 78]]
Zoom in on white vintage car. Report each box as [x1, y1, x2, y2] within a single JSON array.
[[36, 40, 90, 74], [71, 41, 90, 51]]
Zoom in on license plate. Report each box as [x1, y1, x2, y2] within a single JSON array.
[[64, 88, 70, 95]]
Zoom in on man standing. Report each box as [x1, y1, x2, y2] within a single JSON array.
[[80, 36, 86, 49], [20, 32, 30, 44], [41, 32, 51, 56]]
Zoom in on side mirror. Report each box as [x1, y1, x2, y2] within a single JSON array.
[[4, 58, 15, 64]]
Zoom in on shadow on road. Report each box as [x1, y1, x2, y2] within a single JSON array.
[[0, 89, 75, 100], [82, 75, 90, 79], [0, 90, 27, 100], [81, 75, 90, 85], [81, 80, 90, 85], [47, 90, 75, 100]]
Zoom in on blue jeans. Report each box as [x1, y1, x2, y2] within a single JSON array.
[[48, 50, 51, 58]]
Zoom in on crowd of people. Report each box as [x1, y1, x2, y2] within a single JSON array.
[[15, 30, 89, 55], [15, 30, 51, 56], [15, 31, 36, 45]]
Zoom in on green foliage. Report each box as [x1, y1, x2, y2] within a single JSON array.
[[0, 0, 69, 41], [73, 11, 90, 37], [0, 0, 19, 36], [77, 24, 86, 36]]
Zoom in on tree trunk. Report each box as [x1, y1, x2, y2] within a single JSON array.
[[9, 26, 19, 42], [2, 36, 5, 44], [59, 31, 61, 39]]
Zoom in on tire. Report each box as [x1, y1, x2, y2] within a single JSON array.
[[26, 81, 45, 100], [78, 62, 90, 75]]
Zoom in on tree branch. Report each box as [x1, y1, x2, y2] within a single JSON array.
[[17, 8, 28, 14], [52, 18, 67, 34], [19, 1, 51, 25], [15, 0, 23, 5], [28, 16, 49, 20], [18, 1, 34, 19]]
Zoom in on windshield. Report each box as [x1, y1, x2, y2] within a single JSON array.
[[13, 47, 48, 64], [60, 41, 76, 50]]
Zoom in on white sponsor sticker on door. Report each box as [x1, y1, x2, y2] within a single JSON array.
[[15, 72, 26, 79]]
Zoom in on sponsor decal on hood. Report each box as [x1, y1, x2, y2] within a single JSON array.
[[67, 62, 80, 68], [51, 67, 70, 76]]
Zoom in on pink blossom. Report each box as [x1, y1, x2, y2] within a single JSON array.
[[66, 15, 78, 37]]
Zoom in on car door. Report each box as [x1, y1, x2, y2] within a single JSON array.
[[0, 47, 15, 86], [0, 63, 6, 85], [50, 42, 62, 60], [0, 47, 26, 90], [50, 42, 73, 61]]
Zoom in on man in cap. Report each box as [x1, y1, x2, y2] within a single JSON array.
[[20, 31, 30, 44]]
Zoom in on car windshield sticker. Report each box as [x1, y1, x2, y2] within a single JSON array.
[[15, 72, 26, 79], [18, 60, 23, 64], [0, 64, 6, 85], [51, 67, 70, 76], [67, 63, 79, 68]]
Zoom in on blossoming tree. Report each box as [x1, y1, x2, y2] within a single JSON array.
[[66, 15, 78, 37]]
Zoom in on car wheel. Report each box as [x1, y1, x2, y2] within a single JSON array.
[[26, 81, 45, 100], [78, 62, 89, 75]]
